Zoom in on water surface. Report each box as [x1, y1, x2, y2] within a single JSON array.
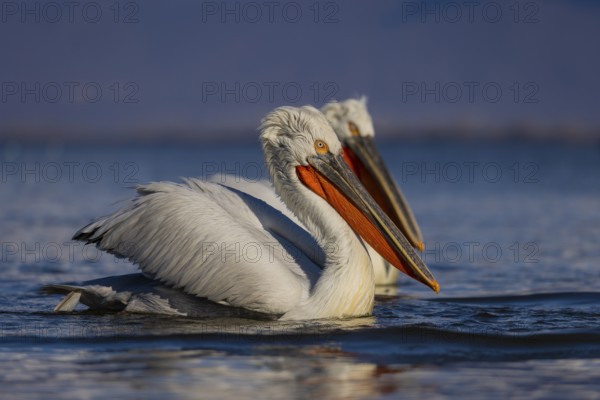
[[1, 140, 599, 399]]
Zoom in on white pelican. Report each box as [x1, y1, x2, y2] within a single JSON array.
[[217, 98, 424, 285], [322, 97, 424, 285], [44, 106, 438, 320]]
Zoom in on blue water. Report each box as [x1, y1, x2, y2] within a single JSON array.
[[1, 140, 599, 399]]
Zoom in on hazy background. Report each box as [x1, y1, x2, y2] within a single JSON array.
[[1, 0, 599, 142]]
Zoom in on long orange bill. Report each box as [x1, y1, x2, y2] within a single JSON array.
[[342, 136, 425, 252], [296, 153, 439, 292]]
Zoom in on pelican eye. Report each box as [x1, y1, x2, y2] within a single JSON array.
[[314, 140, 329, 154], [348, 122, 360, 136]]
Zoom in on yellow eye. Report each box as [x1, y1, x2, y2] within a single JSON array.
[[348, 122, 360, 136], [314, 140, 329, 154]]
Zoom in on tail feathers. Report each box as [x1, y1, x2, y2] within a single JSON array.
[[54, 291, 83, 312], [40, 284, 82, 295], [41, 284, 129, 313], [41, 285, 84, 312]]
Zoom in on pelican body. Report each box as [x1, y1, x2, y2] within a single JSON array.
[[44, 106, 438, 320]]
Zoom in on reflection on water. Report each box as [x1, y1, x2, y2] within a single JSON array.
[[0, 347, 407, 399], [2, 342, 599, 399]]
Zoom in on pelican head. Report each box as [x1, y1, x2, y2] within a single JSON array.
[[261, 106, 439, 293], [322, 97, 375, 139], [322, 97, 425, 252]]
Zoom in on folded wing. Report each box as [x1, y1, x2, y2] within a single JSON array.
[[73, 179, 322, 315]]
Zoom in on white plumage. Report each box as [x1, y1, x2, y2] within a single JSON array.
[[44, 105, 437, 320], [74, 179, 323, 316]]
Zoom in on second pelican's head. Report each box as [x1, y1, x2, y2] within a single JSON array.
[[322, 98, 425, 252], [260, 106, 439, 293]]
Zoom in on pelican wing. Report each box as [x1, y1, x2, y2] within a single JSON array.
[[212, 176, 326, 267], [212, 176, 300, 223], [73, 179, 322, 315]]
